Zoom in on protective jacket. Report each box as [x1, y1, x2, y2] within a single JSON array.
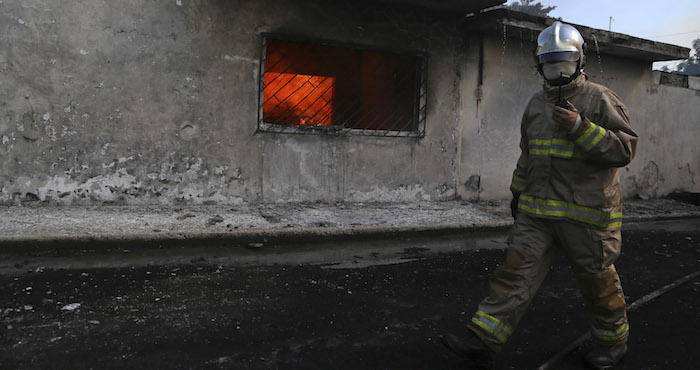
[[510, 74, 638, 229]]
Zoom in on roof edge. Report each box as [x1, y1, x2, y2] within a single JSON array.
[[374, 0, 506, 14], [465, 9, 690, 62]]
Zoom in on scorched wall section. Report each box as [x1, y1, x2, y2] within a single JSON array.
[[0, 0, 465, 205]]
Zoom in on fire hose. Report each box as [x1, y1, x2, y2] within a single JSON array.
[[538, 269, 700, 370]]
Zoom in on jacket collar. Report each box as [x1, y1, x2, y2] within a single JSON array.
[[544, 73, 588, 101]]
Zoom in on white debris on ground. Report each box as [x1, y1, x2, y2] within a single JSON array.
[[0, 201, 510, 238], [61, 303, 81, 311], [0, 198, 698, 240]]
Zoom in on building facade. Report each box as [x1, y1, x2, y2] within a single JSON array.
[[0, 1, 696, 205]]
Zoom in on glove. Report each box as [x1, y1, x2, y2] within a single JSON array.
[[510, 193, 520, 220]]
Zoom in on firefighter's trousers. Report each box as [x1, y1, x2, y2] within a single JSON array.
[[468, 213, 629, 352]]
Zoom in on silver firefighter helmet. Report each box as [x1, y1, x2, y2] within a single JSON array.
[[536, 21, 586, 71]]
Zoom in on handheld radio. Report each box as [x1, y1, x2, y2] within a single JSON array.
[[555, 72, 574, 111]]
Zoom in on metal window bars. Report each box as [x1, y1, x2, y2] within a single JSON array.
[[257, 34, 427, 138]]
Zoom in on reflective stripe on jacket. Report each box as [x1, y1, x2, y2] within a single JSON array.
[[510, 74, 637, 229]]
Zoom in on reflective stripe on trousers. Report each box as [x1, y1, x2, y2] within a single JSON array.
[[471, 310, 513, 343], [593, 322, 629, 343]]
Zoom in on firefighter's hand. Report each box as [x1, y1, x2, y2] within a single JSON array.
[[552, 102, 579, 132]]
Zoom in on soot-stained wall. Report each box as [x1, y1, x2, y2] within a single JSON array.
[[1, 0, 466, 205], [1, 2, 697, 206]]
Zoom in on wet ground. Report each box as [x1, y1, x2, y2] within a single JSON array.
[[1, 219, 699, 369]]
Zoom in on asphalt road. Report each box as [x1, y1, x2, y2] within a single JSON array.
[[1, 219, 699, 369]]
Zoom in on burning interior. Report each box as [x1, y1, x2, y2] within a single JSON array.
[[260, 37, 426, 135]]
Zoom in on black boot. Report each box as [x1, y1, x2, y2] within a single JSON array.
[[441, 331, 495, 369], [584, 343, 627, 370]]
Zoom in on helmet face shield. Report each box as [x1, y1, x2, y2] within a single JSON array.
[[538, 51, 580, 64], [536, 21, 584, 63]]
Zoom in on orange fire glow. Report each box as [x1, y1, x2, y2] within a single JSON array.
[[263, 72, 335, 126]]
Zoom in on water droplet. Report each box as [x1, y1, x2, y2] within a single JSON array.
[[591, 34, 604, 76]]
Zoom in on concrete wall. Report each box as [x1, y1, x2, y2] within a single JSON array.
[[457, 32, 543, 200], [456, 29, 700, 201], [621, 70, 700, 198], [1, 0, 465, 205], [1, 1, 698, 206]]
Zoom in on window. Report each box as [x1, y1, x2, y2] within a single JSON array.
[[257, 35, 427, 137]]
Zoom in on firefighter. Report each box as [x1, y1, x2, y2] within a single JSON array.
[[442, 21, 638, 369]]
